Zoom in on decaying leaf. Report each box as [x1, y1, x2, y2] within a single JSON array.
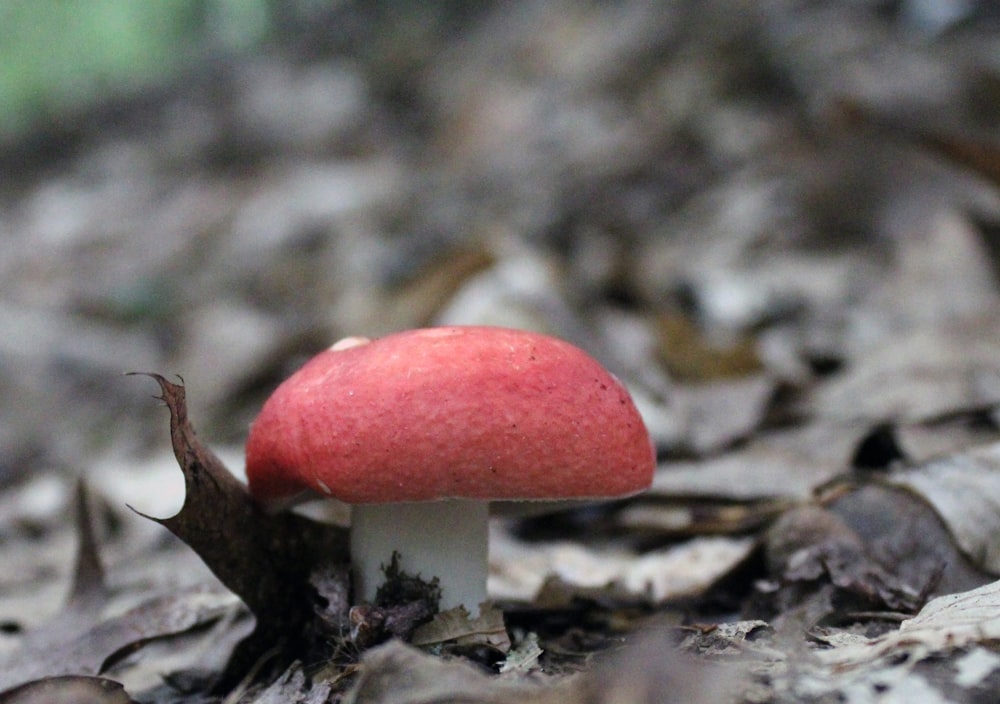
[[655, 311, 764, 382], [760, 502, 925, 628], [491, 524, 754, 605], [0, 480, 238, 693], [647, 422, 861, 503], [410, 603, 511, 652], [130, 374, 349, 685], [674, 374, 777, 454], [0, 583, 239, 692], [343, 639, 565, 704], [756, 483, 993, 631], [583, 627, 743, 704], [790, 579, 1000, 702], [499, 632, 543, 674], [827, 483, 993, 596], [810, 314, 1000, 424], [238, 663, 335, 704], [0, 482, 108, 689], [0, 675, 136, 704], [886, 440, 1000, 575], [892, 409, 1000, 464]]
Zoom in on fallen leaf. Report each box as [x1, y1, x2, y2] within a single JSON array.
[[810, 314, 1000, 424], [131, 374, 349, 686], [410, 603, 511, 652], [818, 578, 1000, 670], [885, 440, 1000, 575], [240, 662, 334, 704], [584, 627, 742, 704], [343, 639, 563, 704], [655, 311, 763, 381], [675, 374, 777, 454], [826, 484, 988, 601], [0, 583, 239, 691], [0, 480, 108, 688], [648, 422, 860, 503], [499, 632, 543, 674], [0, 481, 237, 691], [0, 675, 136, 704]]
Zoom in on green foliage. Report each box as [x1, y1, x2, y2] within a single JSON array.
[[0, 0, 270, 139]]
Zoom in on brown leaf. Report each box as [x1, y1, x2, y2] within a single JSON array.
[[0, 676, 136, 704], [585, 628, 741, 704], [130, 374, 349, 685], [66, 480, 107, 612], [343, 640, 561, 704], [410, 603, 511, 652], [829, 483, 992, 597], [884, 440, 1000, 575], [0, 583, 238, 691]]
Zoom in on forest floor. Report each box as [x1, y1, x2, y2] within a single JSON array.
[[3, 2, 1000, 702]]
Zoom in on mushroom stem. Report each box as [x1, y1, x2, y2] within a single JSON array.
[[350, 499, 489, 612]]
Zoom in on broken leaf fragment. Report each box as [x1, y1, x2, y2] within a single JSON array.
[[410, 603, 511, 652], [0, 675, 136, 704], [499, 632, 543, 674], [343, 639, 566, 704]]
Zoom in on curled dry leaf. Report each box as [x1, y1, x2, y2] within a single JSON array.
[[886, 440, 1000, 575], [760, 502, 926, 625], [0, 675, 136, 704], [827, 483, 992, 597], [130, 374, 349, 685]]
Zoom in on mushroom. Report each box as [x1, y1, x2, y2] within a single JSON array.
[[245, 326, 655, 612]]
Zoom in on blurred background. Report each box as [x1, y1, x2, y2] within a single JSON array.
[[2, 0, 1000, 521]]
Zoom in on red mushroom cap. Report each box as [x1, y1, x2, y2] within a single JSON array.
[[246, 326, 655, 504]]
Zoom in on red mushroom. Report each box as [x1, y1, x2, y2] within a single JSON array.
[[245, 326, 655, 611]]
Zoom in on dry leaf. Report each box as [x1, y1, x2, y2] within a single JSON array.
[[410, 603, 511, 652], [810, 314, 1000, 424], [132, 374, 349, 685], [815, 579, 1000, 675], [0, 675, 136, 704], [584, 627, 742, 704], [648, 423, 860, 502], [886, 440, 1000, 575], [343, 639, 563, 704], [828, 484, 991, 599], [0, 481, 237, 692], [499, 633, 543, 674], [675, 374, 776, 454], [241, 663, 334, 704]]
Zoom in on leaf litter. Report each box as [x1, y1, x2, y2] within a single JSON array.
[[7, 3, 1000, 703]]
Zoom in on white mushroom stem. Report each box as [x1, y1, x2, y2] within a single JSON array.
[[350, 499, 489, 612]]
